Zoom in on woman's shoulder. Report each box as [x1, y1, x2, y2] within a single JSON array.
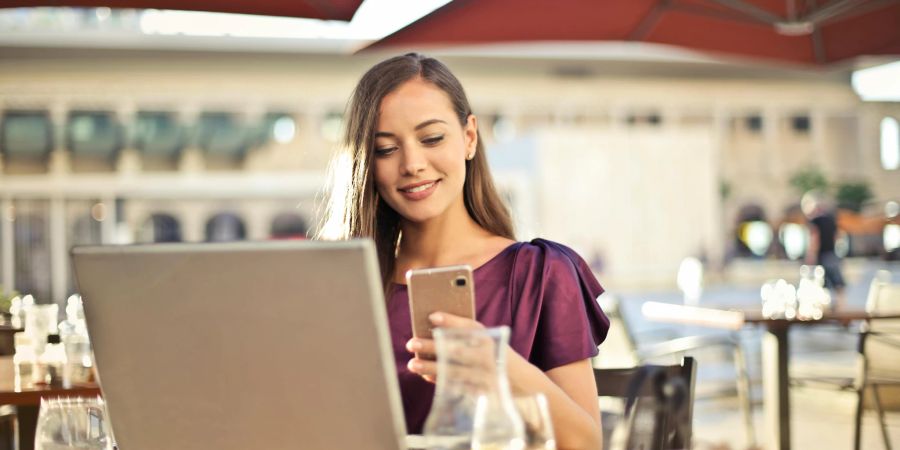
[[510, 238, 589, 269], [505, 239, 600, 289]]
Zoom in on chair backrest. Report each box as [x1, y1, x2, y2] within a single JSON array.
[[865, 271, 900, 316], [595, 357, 696, 450], [863, 271, 900, 375]]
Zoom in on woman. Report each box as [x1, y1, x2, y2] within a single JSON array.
[[320, 53, 609, 449]]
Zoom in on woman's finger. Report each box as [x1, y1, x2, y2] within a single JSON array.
[[406, 338, 436, 356], [429, 312, 484, 329], [407, 357, 438, 378]]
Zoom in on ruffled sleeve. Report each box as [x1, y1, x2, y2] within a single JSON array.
[[507, 239, 610, 371]]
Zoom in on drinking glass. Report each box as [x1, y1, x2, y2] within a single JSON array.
[[34, 396, 115, 450], [513, 394, 556, 450]]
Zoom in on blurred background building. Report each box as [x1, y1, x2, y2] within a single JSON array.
[[0, 5, 898, 307], [1, 4, 899, 449]]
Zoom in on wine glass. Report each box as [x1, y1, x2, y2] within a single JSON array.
[[35, 396, 115, 450], [513, 393, 556, 450]]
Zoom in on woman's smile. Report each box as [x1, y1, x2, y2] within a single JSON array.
[[399, 179, 441, 200]]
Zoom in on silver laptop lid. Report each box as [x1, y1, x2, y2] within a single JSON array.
[[72, 239, 405, 450]]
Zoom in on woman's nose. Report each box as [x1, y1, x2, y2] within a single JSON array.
[[400, 147, 427, 175]]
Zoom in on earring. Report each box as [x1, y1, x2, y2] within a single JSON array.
[[466, 152, 474, 160]]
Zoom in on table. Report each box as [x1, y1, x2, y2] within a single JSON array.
[[642, 302, 900, 450], [0, 356, 102, 450]]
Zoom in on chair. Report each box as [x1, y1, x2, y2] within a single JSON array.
[[596, 295, 756, 447], [854, 272, 900, 450], [594, 357, 696, 450]]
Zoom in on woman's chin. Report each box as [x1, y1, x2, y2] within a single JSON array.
[[398, 206, 445, 225]]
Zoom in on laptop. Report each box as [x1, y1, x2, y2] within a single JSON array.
[[71, 239, 407, 450]]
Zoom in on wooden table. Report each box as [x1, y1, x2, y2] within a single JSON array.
[[0, 356, 102, 450], [642, 302, 900, 450]]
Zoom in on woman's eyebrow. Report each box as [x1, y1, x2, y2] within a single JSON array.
[[414, 119, 447, 130], [374, 119, 447, 138]]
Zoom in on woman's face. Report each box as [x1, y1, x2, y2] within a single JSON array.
[[372, 78, 477, 225]]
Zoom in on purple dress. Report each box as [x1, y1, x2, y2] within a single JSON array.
[[387, 238, 610, 434]]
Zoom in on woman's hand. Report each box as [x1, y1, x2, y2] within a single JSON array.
[[405, 312, 602, 449], [405, 312, 484, 383]]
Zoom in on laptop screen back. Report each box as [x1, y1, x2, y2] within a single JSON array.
[[72, 240, 405, 450]]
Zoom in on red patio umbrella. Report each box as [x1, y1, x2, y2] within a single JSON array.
[[364, 0, 900, 65], [0, 0, 363, 21]]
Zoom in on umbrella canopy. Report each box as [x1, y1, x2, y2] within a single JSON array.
[[364, 0, 900, 65], [0, 0, 364, 21]]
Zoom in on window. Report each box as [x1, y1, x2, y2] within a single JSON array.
[[791, 115, 810, 134], [320, 111, 343, 142], [139, 213, 182, 243], [135, 111, 183, 159], [13, 200, 51, 300], [739, 221, 773, 257], [745, 115, 763, 133], [66, 200, 104, 296], [625, 112, 662, 127], [205, 212, 246, 242], [196, 112, 248, 159], [881, 116, 899, 170], [67, 111, 121, 159], [254, 112, 296, 146], [1, 111, 52, 160], [778, 223, 808, 260], [490, 114, 517, 143], [270, 212, 308, 239], [734, 204, 769, 257]]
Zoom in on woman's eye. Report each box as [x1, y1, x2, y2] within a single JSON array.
[[422, 135, 444, 145], [374, 146, 398, 157]]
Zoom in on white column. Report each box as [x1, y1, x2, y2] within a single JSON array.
[[48, 103, 71, 175], [240, 106, 265, 168], [857, 106, 878, 175], [180, 203, 205, 243], [100, 196, 117, 244], [661, 105, 681, 131], [177, 106, 204, 173], [608, 103, 627, 133], [810, 109, 827, 166], [49, 196, 67, 304], [707, 106, 729, 270], [243, 201, 270, 241], [304, 105, 328, 170], [116, 103, 142, 175], [1, 198, 14, 296], [762, 107, 779, 179], [0, 110, 5, 173]]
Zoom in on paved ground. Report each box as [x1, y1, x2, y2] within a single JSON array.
[[609, 260, 900, 450]]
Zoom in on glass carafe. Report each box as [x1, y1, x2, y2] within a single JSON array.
[[423, 326, 525, 450], [35, 396, 115, 450]]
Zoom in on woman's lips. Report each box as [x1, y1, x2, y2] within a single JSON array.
[[399, 180, 439, 201]]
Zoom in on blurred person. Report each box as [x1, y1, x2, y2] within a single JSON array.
[[802, 190, 846, 309], [320, 53, 609, 449]]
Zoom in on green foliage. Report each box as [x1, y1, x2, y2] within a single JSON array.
[[0, 287, 19, 313], [835, 181, 874, 212], [788, 166, 828, 196], [719, 179, 732, 201]]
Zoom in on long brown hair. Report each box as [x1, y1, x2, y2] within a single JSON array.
[[318, 53, 514, 289]]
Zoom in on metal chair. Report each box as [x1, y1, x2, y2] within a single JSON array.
[[595, 356, 696, 450], [854, 272, 900, 450], [596, 295, 756, 447]]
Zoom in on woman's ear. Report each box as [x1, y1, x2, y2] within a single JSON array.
[[464, 114, 478, 159]]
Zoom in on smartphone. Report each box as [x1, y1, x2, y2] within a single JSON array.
[[406, 265, 476, 357]]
